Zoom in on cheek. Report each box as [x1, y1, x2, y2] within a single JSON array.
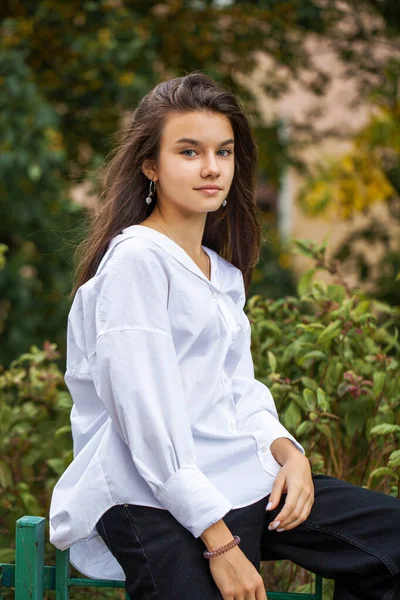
[[225, 163, 235, 187], [163, 157, 198, 183], [162, 154, 198, 175]]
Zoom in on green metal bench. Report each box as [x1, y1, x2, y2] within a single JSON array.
[[0, 516, 323, 599]]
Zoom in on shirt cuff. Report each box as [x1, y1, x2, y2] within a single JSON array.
[[242, 409, 305, 457], [261, 414, 305, 455], [153, 466, 233, 538]]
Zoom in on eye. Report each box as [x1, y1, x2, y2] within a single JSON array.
[[218, 149, 233, 157], [180, 148, 197, 156], [180, 148, 233, 157]]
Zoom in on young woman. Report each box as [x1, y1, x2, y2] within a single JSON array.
[[49, 72, 400, 600]]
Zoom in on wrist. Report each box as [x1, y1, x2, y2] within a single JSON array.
[[203, 535, 241, 559], [200, 519, 234, 551], [270, 437, 304, 466]]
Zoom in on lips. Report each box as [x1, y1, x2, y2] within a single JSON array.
[[195, 186, 222, 190]]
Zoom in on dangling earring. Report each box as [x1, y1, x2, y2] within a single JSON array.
[[145, 179, 156, 205], [222, 198, 227, 207]]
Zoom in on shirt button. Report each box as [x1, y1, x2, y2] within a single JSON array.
[[260, 445, 268, 453], [211, 290, 219, 298]]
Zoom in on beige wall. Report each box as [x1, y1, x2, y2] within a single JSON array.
[[237, 33, 398, 287]]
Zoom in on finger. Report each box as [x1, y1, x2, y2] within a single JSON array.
[[255, 582, 268, 600], [243, 583, 264, 600], [271, 488, 307, 529], [279, 491, 313, 529], [265, 472, 286, 513], [275, 500, 304, 530], [277, 498, 313, 531], [283, 505, 311, 531]]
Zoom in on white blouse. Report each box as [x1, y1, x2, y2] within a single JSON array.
[[49, 224, 304, 581]]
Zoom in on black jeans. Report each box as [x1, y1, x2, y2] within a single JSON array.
[[95, 474, 400, 600]]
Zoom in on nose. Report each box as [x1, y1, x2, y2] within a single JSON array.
[[201, 151, 220, 178]]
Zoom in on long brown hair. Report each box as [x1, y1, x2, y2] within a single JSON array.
[[69, 71, 263, 300]]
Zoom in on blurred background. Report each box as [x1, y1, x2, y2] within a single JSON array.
[[1, 0, 400, 368], [1, 1, 399, 598]]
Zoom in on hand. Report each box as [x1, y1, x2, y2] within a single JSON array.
[[209, 545, 268, 600], [266, 453, 314, 532]]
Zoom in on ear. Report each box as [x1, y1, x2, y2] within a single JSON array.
[[141, 159, 158, 182]]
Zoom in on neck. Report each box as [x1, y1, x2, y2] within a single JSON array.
[[147, 207, 207, 261]]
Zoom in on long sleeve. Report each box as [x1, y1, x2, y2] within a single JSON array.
[[232, 271, 305, 455], [90, 243, 233, 537]]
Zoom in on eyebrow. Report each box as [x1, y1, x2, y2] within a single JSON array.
[[174, 137, 235, 146]]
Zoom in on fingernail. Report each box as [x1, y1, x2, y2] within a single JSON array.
[[276, 528, 285, 532], [268, 520, 281, 530], [266, 502, 273, 511]]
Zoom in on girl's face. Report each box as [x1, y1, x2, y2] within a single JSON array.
[[149, 110, 235, 216]]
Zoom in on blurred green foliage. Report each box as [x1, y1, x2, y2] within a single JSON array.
[[0, 46, 85, 367], [2, 0, 400, 366]]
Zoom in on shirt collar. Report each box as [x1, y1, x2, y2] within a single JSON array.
[[114, 224, 219, 288]]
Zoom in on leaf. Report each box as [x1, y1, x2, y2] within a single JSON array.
[[259, 320, 283, 339], [338, 298, 354, 321], [21, 492, 41, 515], [303, 388, 316, 410], [283, 402, 302, 431], [351, 300, 370, 319], [372, 300, 395, 314], [298, 350, 327, 367], [55, 425, 72, 438], [293, 240, 317, 258], [388, 449, 400, 468], [316, 387, 329, 411], [282, 343, 298, 364], [0, 460, 13, 488], [317, 320, 342, 346], [372, 372, 386, 397], [297, 269, 316, 296], [289, 392, 307, 410], [369, 467, 397, 480], [296, 323, 325, 332], [56, 391, 73, 411], [327, 284, 345, 303], [46, 458, 65, 476], [296, 421, 313, 437], [370, 424, 400, 436], [267, 351, 277, 373], [301, 377, 318, 391], [314, 280, 328, 296]]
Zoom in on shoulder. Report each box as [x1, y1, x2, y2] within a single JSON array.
[[94, 236, 171, 300], [98, 236, 170, 278]]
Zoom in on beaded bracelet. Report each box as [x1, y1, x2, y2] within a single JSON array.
[[203, 535, 241, 559]]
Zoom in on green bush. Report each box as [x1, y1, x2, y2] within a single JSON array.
[[0, 239, 398, 599], [0, 344, 119, 599], [248, 239, 399, 494]]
